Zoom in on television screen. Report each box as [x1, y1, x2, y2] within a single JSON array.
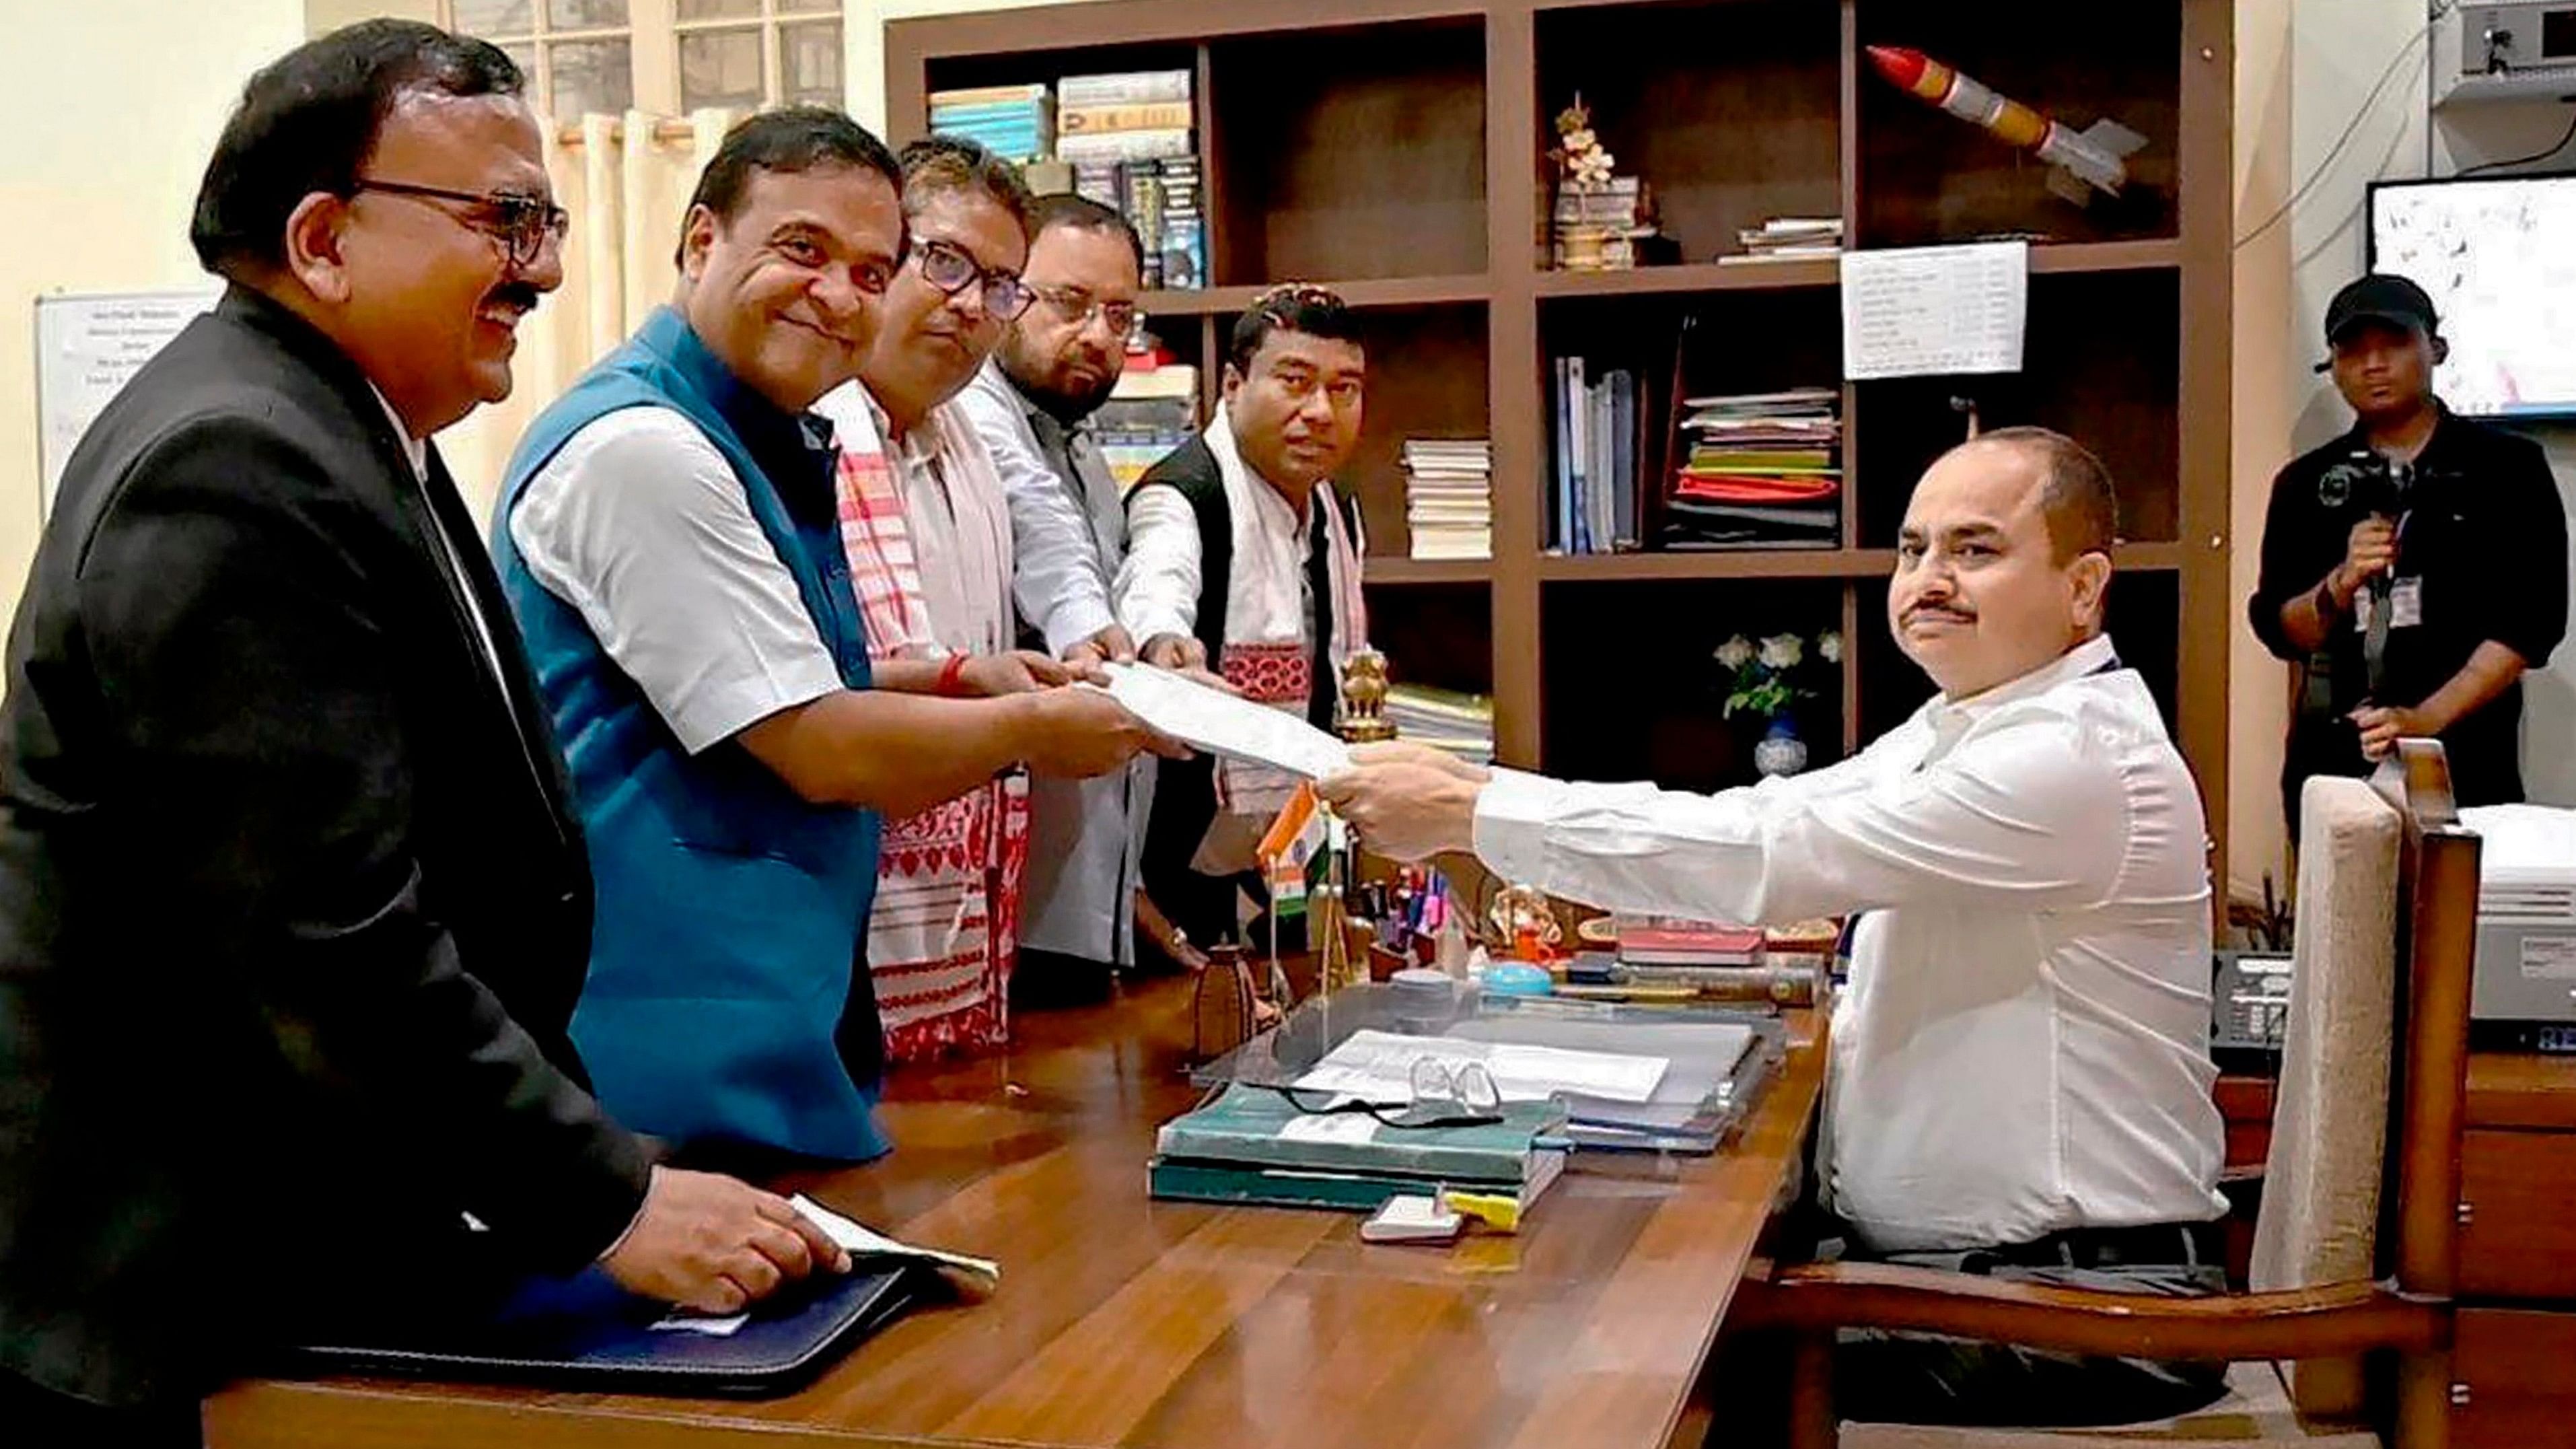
[[2369, 174, 2576, 420]]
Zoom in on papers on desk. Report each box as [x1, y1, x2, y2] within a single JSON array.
[[1290, 1028, 1669, 1104], [1839, 241, 2028, 380], [1098, 662, 1353, 779]]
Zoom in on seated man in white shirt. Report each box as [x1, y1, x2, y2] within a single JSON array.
[[1322, 427, 2231, 1429]]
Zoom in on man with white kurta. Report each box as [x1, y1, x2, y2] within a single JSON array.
[[1117, 284, 1369, 953], [953, 195, 1156, 1000], [1322, 427, 2231, 1429]]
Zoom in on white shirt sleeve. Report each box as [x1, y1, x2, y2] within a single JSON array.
[[507, 407, 845, 755], [1115, 481, 1202, 649], [953, 381, 1115, 656], [1470, 709, 2131, 926]]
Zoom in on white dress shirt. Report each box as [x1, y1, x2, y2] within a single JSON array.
[[507, 407, 844, 754], [953, 359, 1122, 656], [1474, 635, 2227, 1252]]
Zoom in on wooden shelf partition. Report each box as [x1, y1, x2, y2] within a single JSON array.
[[888, 0, 2231, 859]]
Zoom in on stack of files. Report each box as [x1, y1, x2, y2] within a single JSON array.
[[1721, 216, 1844, 265], [1401, 439, 1492, 561], [1384, 684, 1494, 766], [1149, 1082, 1569, 1214], [1098, 355, 1196, 493], [1059, 69, 1203, 290], [1664, 387, 1841, 551], [1616, 915, 1764, 968], [929, 83, 1052, 164], [1548, 357, 1643, 555]]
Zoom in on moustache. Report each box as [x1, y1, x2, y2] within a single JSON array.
[[483, 281, 543, 317]]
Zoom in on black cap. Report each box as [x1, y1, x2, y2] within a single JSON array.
[[2325, 273, 2439, 345]]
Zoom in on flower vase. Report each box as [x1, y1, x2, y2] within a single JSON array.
[[1753, 717, 1809, 778]]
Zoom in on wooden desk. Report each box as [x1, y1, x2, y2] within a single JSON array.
[[2450, 1051, 2576, 1449], [207, 975, 1824, 1449]]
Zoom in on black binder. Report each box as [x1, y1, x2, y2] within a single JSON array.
[[291, 1261, 932, 1397]]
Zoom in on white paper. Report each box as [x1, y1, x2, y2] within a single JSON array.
[[788, 1194, 1000, 1287], [651, 1310, 750, 1337], [1839, 242, 2028, 380], [1098, 662, 1353, 779], [1290, 1028, 1668, 1105], [35, 288, 221, 517]]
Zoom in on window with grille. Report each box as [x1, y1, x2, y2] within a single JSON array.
[[443, 0, 842, 118]]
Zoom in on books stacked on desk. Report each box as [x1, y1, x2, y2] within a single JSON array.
[[1384, 684, 1495, 766], [1149, 1080, 1570, 1215], [1587, 913, 1828, 1007], [1548, 357, 1644, 555], [1400, 438, 1492, 561], [1098, 343, 1197, 492], [1720, 216, 1844, 265], [929, 83, 1053, 164], [1059, 69, 1205, 290], [1661, 387, 1841, 551]]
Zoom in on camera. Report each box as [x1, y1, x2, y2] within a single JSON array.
[[2315, 448, 2408, 520]]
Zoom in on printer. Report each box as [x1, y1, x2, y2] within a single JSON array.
[[2460, 804, 2576, 1046]]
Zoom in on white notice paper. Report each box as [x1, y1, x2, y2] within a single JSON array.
[[1291, 1029, 1669, 1104], [1098, 662, 1353, 779], [35, 288, 221, 516], [1839, 242, 2028, 380]]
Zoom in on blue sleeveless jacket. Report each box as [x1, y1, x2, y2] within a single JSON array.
[[491, 308, 889, 1162]]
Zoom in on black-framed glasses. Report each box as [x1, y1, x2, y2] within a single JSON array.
[[1264, 1057, 1505, 1130], [353, 179, 569, 270], [914, 238, 1034, 322], [1032, 283, 1139, 336]]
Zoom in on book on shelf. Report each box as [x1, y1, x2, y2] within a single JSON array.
[[929, 83, 1054, 164], [1055, 126, 1194, 166], [1547, 357, 1645, 555], [1060, 100, 1193, 134], [1058, 68, 1190, 107], [1099, 349, 1198, 492], [1721, 215, 1843, 264], [1401, 437, 1491, 563], [1661, 386, 1841, 551], [1384, 683, 1495, 766]]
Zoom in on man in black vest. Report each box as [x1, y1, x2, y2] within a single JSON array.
[[0, 24, 842, 1444], [1116, 284, 1369, 951]]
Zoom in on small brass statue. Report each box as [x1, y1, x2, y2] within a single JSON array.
[[1488, 883, 1563, 962], [1335, 649, 1398, 744]]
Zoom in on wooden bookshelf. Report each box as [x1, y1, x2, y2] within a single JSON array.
[[888, 0, 2233, 863]]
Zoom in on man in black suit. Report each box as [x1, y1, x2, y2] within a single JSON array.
[[0, 23, 845, 1445]]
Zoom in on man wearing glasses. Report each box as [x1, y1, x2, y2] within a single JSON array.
[[1, 25, 853, 1445], [1117, 285, 1372, 955], [494, 118, 1167, 1165], [807, 137, 1116, 1062], [952, 195, 1159, 1003]]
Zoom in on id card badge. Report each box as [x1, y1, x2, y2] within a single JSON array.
[[2389, 577, 2424, 629]]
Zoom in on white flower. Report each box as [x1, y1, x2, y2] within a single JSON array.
[[1564, 129, 1598, 153], [1758, 633, 1803, 670], [1713, 635, 1755, 671], [1818, 630, 1843, 664]]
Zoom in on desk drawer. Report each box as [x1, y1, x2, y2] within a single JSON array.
[[2460, 1129, 2576, 1299], [2456, 1308, 2576, 1449]]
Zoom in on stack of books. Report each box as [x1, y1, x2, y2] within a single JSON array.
[[1384, 684, 1495, 767], [1149, 1081, 1569, 1215], [1550, 178, 1659, 271], [1400, 439, 1492, 561], [1722, 216, 1844, 265], [928, 83, 1052, 164], [1548, 357, 1643, 555], [1662, 387, 1842, 551], [1096, 337, 1197, 492], [1059, 69, 1205, 291]]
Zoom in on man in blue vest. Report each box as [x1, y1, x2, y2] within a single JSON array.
[[493, 109, 1168, 1166]]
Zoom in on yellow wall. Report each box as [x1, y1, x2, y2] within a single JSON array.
[[0, 0, 306, 625]]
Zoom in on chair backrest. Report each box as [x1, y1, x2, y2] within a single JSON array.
[[2249, 744, 2481, 1421], [2250, 777, 2401, 1415]]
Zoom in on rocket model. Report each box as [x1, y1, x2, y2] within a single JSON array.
[[1867, 45, 2146, 206]]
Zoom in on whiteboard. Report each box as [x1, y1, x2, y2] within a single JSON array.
[[34, 287, 221, 517]]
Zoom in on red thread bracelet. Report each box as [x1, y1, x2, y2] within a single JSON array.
[[936, 654, 972, 697]]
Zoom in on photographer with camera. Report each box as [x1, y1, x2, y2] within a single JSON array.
[[2250, 274, 2567, 839]]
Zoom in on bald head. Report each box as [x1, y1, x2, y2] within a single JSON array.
[[1961, 426, 2119, 564]]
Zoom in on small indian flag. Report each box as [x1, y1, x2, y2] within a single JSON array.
[[1258, 781, 1328, 905]]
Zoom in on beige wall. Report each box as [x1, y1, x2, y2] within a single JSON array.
[[0, 0, 306, 625]]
